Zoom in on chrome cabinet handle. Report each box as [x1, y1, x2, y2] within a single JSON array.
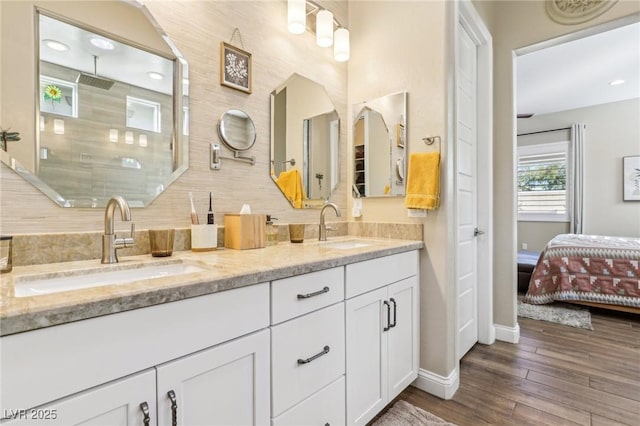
[[297, 345, 330, 365], [297, 286, 330, 299], [168, 390, 178, 426], [383, 300, 391, 332], [139, 402, 151, 426], [390, 298, 397, 328]]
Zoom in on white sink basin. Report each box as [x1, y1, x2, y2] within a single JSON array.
[[320, 239, 374, 250], [14, 261, 207, 297]]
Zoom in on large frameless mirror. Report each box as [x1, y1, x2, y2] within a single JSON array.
[[0, 1, 189, 208], [352, 92, 407, 197], [270, 73, 340, 209]]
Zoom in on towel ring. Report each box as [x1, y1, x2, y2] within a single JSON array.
[[423, 136, 441, 152]]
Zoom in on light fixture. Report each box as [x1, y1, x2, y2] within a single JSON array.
[[609, 79, 625, 86], [288, 0, 306, 34], [139, 134, 148, 147], [90, 37, 116, 51], [109, 129, 119, 143], [147, 72, 164, 80], [334, 27, 350, 62], [125, 131, 134, 144], [316, 10, 334, 47], [287, 0, 350, 62], [39, 116, 45, 132], [53, 119, 64, 135], [44, 39, 69, 51]]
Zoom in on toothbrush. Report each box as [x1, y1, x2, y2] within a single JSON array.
[[189, 192, 199, 224], [207, 192, 215, 225]]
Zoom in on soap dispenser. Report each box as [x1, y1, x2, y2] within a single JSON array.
[[265, 215, 279, 246]]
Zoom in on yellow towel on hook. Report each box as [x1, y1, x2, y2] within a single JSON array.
[[404, 152, 440, 210], [276, 169, 307, 208]]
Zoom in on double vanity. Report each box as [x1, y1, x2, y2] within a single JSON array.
[[1, 236, 422, 426]]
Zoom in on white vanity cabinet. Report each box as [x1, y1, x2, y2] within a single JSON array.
[[345, 251, 419, 426], [1, 283, 270, 426], [156, 329, 270, 426], [2, 370, 157, 426], [270, 267, 346, 426]]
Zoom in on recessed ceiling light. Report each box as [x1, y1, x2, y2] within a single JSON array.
[[90, 37, 116, 51], [147, 72, 164, 80], [609, 79, 625, 86], [44, 39, 69, 51]]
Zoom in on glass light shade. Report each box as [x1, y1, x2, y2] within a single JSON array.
[[316, 10, 334, 47], [288, 0, 306, 34], [125, 131, 134, 144], [334, 28, 350, 62], [139, 134, 148, 147]]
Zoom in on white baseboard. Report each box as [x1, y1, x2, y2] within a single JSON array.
[[411, 368, 459, 400], [494, 323, 520, 343]]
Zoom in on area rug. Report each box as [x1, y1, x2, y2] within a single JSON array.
[[372, 400, 457, 426], [518, 296, 593, 330]]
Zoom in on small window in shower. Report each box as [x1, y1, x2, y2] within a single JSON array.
[[40, 76, 78, 118], [126, 96, 161, 133]]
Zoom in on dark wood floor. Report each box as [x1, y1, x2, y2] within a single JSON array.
[[395, 308, 640, 425]]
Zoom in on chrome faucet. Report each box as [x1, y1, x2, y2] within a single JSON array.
[[318, 202, 341, 241], [101, 196, 135, 264]]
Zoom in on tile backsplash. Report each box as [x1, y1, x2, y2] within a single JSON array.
[[11, 222, 422, 267]]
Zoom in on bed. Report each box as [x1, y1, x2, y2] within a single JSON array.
[[523, 234, 640, 313]]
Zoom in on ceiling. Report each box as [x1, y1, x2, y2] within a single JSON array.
[[39, 14, 174, 95], [517, 21, 640, 117]]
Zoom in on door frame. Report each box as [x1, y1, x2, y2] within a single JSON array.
[[454, 0, 494, 358]]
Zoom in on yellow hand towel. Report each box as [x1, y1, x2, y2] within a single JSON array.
[[404, 152, 440, 210], [276, 169, 307, 208]]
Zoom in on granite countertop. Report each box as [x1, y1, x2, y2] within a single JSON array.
[[0, 237, 423, 336]]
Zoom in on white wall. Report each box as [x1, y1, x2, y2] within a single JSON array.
[[348, 1, 453, 380], [519, 99, 640, 239]]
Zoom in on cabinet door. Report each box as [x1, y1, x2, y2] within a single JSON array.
[[156, 329, 270, 426], [387, 276, 419, 401], [2, 370, 156, 426], [345, 287, 388, 426]]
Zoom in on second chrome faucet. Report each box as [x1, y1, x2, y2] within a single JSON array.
[[102, 196, 135, 264], [318, 202, 341, 241]]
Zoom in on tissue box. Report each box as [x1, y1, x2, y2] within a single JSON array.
[[224, 214, 266, 250]]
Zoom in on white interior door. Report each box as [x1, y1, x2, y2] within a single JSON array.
[[456, 20, 480, 360]]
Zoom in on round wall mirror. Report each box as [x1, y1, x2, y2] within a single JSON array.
[[217, 109, 256, 152]]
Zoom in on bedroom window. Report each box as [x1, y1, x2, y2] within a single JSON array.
[[517, 141, 571, 222]]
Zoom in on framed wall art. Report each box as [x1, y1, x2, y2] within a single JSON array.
[[220, 41, 252, 94], [623, 155, 640, 201]]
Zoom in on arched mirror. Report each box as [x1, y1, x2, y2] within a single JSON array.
[[217, 109, 256, 152], [352, 92, 407, 197], [0, 1, 189, 208], [270, 73, 340, 209]]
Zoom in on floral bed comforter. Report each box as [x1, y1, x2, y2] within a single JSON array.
[[523, 234, 640, 308]]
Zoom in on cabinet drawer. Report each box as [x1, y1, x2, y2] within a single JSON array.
[[271, 267, 344, 325], [345, 251, 418, 298], [272, 375, 345, 426], [271, 303, 345, 417]]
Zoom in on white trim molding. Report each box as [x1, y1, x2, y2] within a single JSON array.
[[494, 323, 520, 344], [412, 368, 459, 400]]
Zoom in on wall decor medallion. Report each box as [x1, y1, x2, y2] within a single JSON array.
[[546, 0, 619, 25], [220, 41, 252, 94]]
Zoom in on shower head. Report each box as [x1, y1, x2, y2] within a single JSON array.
[[76, 55, 114, 90], [77, 73, 115, 90]]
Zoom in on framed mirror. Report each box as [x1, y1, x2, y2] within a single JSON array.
[[352, 92, 407, 197], [270, 73, 340, 209], [217, 109, 256, 152], [0, 1, 189, 208]]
